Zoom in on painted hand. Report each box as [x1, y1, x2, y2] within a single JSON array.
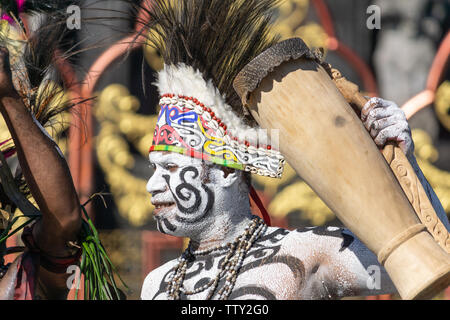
[[361, 97, 414, 157]]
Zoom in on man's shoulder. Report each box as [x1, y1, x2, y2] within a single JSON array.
[[263, 225, 356, 252], [141, 258, 178, 299], [285, 225, 353, 244], [262, 225, 348, 241], [263, 226, 363, 272]]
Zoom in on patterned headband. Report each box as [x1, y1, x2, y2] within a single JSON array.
[[150, 64, 285, 179]]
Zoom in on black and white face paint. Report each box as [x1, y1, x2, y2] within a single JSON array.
[[147, 152, 216, 237]]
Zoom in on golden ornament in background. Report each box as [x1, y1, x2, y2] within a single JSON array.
[[271, 0, 328, 51], [435, 81, 450, 131], [95, 84, 157, 227], [413, 129, 450, 215]]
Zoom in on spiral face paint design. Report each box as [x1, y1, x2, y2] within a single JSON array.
[[163, 166, 214, 223], [147, 152, 216, 237]]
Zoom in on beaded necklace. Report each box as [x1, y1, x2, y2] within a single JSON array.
[[166, 217, 266, 300]]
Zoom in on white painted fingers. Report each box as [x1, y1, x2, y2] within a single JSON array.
[[361, 97, 414, 156]]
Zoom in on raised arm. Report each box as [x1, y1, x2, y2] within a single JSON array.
[[298, 98, 449, 299], [285, 227, 396, 299], [288, 98, 449, 299], [0, 47, 81, 258]]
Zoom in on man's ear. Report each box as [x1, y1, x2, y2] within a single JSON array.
[[219, 166, 239, 188]]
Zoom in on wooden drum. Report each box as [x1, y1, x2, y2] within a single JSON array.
[[233, 38, 450, 300]]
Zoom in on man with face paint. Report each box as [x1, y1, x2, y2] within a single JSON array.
[[138, 0, 450, 300]]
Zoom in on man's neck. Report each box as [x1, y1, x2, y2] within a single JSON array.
[[187, 177, 256, 252], [189, 209, 255, 252]]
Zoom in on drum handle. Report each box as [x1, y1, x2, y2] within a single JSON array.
[[328, 66, 450, 254], [328, 67, 369, 112]]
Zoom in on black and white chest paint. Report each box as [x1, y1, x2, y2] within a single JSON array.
[[141, 225, 397, 300], [145, 227, 300, 300]]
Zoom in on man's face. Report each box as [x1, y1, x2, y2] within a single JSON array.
[[147, 151, 216, 237]]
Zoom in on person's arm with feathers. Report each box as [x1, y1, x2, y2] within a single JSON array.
[[0, 47, 81, 297]]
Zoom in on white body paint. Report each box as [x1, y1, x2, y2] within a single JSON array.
[[362, 97, 413, 157], [142, 98, 450, 299], [142, 225, 395, 300]]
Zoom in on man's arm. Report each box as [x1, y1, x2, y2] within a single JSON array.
[[0, 48, 81, 296], [286, 227, 396, 299], [295, 98, 449, 299]]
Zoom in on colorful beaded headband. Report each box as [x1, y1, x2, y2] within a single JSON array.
[[150, 64, 285, 179]]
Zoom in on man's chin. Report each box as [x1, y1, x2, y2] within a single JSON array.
[[155, 216, 178, 235]]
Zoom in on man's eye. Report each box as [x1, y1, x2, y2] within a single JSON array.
[[165, 164, 179, 172]]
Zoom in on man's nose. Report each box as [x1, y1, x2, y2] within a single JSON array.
[[146, 170, 167, 194]]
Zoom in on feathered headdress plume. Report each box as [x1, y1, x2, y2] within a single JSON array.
[[128, 0, 281, 122], [0, 0, 75, 18], [1, 0, 85, 125], [131, 0, 285, 181]]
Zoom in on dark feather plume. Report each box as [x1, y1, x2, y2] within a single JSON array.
[[21, 14, 79, 125], [0, 1, 86, 125], [127, 0, 281, 118]]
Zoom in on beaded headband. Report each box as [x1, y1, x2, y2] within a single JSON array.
[[150, 64, 285, 179]]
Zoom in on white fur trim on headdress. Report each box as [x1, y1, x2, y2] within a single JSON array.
[[153, 63, 285, 178], [156, 63, 263, 144]]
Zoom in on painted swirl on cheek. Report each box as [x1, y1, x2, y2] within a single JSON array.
[[163, 166, 214, 223]]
